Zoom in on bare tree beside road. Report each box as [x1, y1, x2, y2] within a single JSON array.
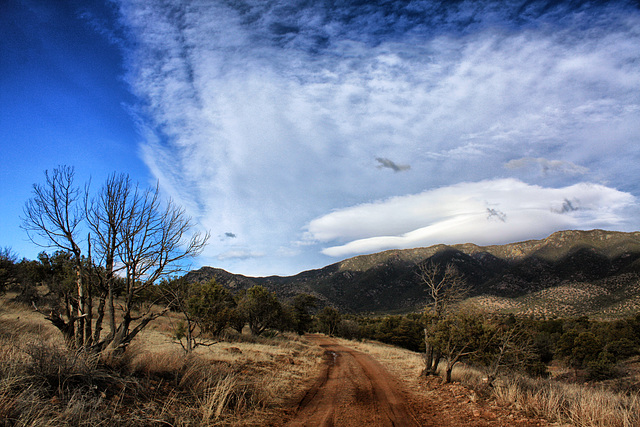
[[22, 165, 209, 354]]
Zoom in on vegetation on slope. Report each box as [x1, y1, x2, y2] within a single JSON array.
[[186, 229, 640, 317]]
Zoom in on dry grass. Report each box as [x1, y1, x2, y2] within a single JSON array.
[[447, 363, 640, 427], [12, 286, 638, 426], [493, 374, 640, 427], [0, 297, 324, 426]]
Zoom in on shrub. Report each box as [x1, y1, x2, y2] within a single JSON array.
[[586, 352, 619, 381]]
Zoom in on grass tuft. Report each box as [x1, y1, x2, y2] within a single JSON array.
[[449, 363, 640, 427]]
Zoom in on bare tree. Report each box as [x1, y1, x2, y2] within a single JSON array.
[[22, 166, 87, 346], [481, 318, 538, 386], [93, 179, 209, 353], [23, 166, 209, 353], [85, 173, 133, 348], [418, 261, 469, 376]]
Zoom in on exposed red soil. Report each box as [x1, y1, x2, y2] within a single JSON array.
[[286, 335, 549, 427], [287, 335, 419, 426]]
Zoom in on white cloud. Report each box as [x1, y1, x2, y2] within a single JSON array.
[[505, 157, 589, 176], [308, 179, 636, 258], [115, 0, 640, 275], [216, 250, 265, 261]]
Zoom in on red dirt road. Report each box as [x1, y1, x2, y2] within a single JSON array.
[[287, 335, 420, 427], [285, 335, 549, 427]]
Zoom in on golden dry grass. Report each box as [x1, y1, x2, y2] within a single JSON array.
[[0, 295, 324, 426], [448, 363, 640, 427]]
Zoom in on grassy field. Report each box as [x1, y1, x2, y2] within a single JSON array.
[[0, 296, 324, 426], [3, 292, 640, 426]]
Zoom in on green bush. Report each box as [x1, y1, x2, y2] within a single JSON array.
[[587, 351, 618, 381]]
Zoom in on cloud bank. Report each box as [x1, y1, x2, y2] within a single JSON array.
[[114, 0, 640, 275], [307, 179, 636, 257]]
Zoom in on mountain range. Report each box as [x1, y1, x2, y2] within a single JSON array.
[[184, 230, 640, 318]]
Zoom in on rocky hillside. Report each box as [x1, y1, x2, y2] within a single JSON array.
[[184, 230, 640, 318]]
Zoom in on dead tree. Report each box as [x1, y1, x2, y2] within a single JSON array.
[[85, 173, 133, 348], [22, 166, 88, 347], [418, 260, 469, 376], [23, 166, 209, 353], [482, 319, 538, 386], [106, 187, 209, 350], [90, 179, 209, 353]]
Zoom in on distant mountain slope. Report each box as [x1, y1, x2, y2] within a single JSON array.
[[184, 230, 640, 317]]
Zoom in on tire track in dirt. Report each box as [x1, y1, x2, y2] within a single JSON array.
[[287, 335, 419, 427]]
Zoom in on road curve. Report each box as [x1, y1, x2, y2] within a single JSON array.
[[287, 335, 420, 427]]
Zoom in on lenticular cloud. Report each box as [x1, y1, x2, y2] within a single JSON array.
[[308, 179, 636, 258]]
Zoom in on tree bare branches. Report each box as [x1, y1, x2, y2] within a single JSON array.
[[22, 166, 84, 254], [22, 166, 87, 347], [419, 261, 469, 318], [22, 166, 210, 354]]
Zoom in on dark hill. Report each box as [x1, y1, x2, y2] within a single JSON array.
[[183, 229, 640, 318]]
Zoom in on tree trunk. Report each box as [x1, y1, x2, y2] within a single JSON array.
[[93, 292, 106, 344], [84, 234, 93, 347], [445, 364, 453, 383], [107, 313, 131, 354], [444, 355, 461, 383], [105, 250, 117, 341], [44, 310, 75, 346], [423, 344, 435, 376], [107, 283, 116, 340], [430, 352, 441, 376], [423, 328, 438, 376], [186, 318, 194, 353], [75, 262, 84, 348], [83, 282, 93, 347]]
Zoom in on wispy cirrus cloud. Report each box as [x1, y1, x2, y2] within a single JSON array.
[[114, 0, 640, 275], [505, 157, 589, 176], [217, 249, 265, 261]]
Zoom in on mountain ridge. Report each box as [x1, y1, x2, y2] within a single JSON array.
[[184, 229, 640, 317]]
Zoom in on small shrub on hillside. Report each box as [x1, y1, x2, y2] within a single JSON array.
[[607, 338, 637, 360], [587, 352, 619, 381]]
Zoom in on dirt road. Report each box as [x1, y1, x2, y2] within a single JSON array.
[[287, 335, 420, 427]]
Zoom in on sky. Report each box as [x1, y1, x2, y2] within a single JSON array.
[[1, 0, 640, 277]]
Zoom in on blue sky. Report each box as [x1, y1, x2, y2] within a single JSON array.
[[2, 0, 640, 276]]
